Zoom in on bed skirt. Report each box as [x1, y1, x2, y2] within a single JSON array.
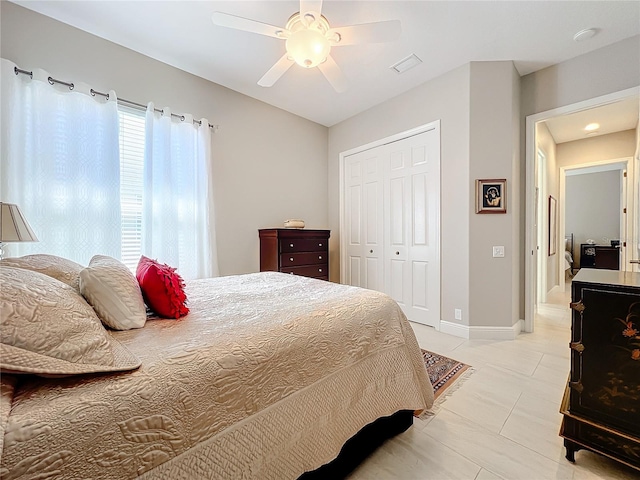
[[299, 410, 413, 479]]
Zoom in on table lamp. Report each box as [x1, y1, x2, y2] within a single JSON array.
[[0, 202, 38, 259]]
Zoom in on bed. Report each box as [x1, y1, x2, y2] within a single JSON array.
[[565, 233, 575, 277], [0, 256, 433, 479]]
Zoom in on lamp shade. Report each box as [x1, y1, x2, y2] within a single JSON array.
[[0, 202, 38, 242]]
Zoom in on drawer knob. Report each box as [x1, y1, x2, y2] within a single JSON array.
[[370, 250, 373, 254], [396, 251, 399, 255], [290, 257, 294, 262], [319, 243, 323, 247], [290, 243, 294, 247], [319, 268, 322, 272], [318, 256, 322, 260]]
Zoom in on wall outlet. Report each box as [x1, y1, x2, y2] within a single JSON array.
[[454, 308, 462, 320], [493, 246, 505, 258]]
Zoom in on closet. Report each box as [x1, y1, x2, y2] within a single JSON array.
[[342, 125, 441, 327]]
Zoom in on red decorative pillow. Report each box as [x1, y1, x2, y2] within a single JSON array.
[[136, 256, 189, 319]]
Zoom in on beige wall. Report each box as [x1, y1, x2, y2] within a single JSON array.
[[557, 130, 636, 168], [566, 170, 621, 266], [0, 2, 329, 277], [535, 122, 559, 292], [468, 62, 521, 328], [328, 64, 471, 326]]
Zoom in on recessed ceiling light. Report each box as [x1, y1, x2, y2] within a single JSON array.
[[584, 123, 600, 131], [390, 54, 422, 74], [573, 28, 598, 42]]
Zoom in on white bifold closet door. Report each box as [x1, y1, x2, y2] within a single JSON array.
[[344, 128, 440, 327]]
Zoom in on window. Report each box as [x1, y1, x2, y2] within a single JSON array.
[[118, 106, 145, 271]]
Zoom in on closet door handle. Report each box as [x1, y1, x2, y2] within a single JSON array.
[[369, 250, 374, 254]]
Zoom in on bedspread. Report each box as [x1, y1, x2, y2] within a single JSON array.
[[1, 272, 433, 479]]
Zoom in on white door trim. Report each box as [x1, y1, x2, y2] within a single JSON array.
[[524, 86, 640, 333], [339, 121, 441, 329]]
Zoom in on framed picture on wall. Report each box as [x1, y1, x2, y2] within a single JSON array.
[[549, 195, 557, 256], [476, 179, 507, 214]]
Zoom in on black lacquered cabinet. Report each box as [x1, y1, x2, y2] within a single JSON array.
[[560, 269, 640, 471]]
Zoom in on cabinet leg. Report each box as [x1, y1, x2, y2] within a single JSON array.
[[564, 439, 579, 463]]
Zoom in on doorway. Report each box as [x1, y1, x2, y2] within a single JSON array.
[[524, 87, 640, 333]]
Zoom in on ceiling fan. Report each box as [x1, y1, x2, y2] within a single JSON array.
[[211, 0, 401, 92]]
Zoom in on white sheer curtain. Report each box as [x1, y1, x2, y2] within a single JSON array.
[[0, 58, 121, 264], [142, 103, 218, 279]]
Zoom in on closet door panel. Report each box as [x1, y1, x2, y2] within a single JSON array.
[[343, 124, 440, 327], [344, 157, 363, 287], [411, 261, 429, 310]]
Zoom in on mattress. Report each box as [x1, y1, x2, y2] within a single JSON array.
[[1, 272, 433, 479]]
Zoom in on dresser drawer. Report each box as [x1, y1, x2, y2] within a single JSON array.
[[280, 238, 328, 253], [281, 264, 328, 278], [280, 252, 326, 267]]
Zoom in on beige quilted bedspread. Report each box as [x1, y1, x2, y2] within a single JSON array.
[[1, 272, 433, 479]]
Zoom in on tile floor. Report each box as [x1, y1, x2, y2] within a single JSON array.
[[348, 285, 640, 479]]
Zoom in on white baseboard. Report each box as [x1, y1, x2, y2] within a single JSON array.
[[439, 320, 469, 338], [439, 319, 523, 340]]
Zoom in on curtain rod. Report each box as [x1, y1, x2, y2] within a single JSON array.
[[14, 66, 219, 131]]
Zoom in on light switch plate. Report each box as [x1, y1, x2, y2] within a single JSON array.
[[493, 246, 505, 258], [454, 308, 462, 320]]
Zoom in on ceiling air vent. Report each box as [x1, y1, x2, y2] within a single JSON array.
[[390, 54, 422, 74]]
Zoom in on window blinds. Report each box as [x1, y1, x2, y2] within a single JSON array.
[[118, 106, 145, 271]]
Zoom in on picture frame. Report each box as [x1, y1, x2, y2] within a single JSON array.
[[548, 195, 557, 256], [475, 179, 507, 214]]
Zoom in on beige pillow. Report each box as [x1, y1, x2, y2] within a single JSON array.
[[0, 267, 140, 376], [80, 255, 147, 330], [0, 254, 83, 292]]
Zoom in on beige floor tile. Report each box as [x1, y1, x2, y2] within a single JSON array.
[[499, 392, 566, 462], [423, 409, 574, 479], [347, 425, 482, 480], [475, 468, 506, 480]]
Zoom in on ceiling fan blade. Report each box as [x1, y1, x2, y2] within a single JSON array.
[[317, 55, 348, 93], [300, 0, 323, 17], [211, 12, 286, 39], [329, 20, 401, 46], [258, 54, 295, 87]]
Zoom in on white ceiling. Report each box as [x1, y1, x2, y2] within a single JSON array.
[[12, 0, 640, 127], [545, 96, 639, 144]]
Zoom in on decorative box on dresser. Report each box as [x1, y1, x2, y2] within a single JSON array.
[[561, 269, 640, 471], [259, 229, 330, 281]]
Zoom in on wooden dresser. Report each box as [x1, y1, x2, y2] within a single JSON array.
[[560, 269, 640, 471], [259, 229, 330, 281]]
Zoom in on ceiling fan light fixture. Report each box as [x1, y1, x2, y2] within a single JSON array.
[[285, 26, 331, 68]]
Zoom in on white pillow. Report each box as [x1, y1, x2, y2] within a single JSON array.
[[0, 254, 84, 292], [0, 267, 140, 376], [80, 255, 147, 330]]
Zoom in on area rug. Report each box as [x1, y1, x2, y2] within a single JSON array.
[[422, 349, 471, 401]]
